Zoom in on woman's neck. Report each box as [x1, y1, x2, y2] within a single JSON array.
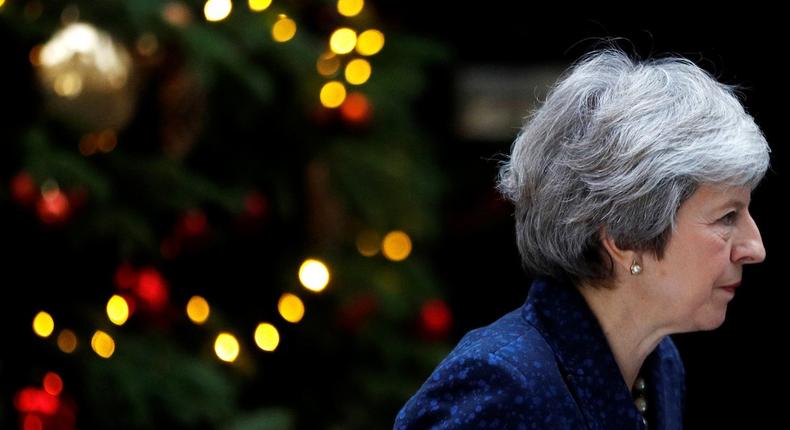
[[576, 282, 670, 390]]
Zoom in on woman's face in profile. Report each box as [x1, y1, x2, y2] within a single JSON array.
[[640, 184, 766, 333]]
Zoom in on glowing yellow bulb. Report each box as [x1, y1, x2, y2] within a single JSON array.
[[254, 323, 280, 351], [214, 332, 239, 362], [91, 330, 115, 358], [337, 0, 364, 17], [186, 296, 210, 324], [248, 0, 272, 11], [33, 311, 55, 338], [356, 230, 380, 256], [356, 29, 385, 56], [0, 0, 6, 9], [278, 293, 305, 323], [106, 295, 129, 326], [329, 28, 357, 55], [317, 52, 341, 77], [320, 81, 347, 109], [204, 0, 232, 22], [298, 258, 330, 292], [272, 15, 297, 43], [345, 58, 371, 85], [57, 329, 78, 353], [382, 230, 412, 261]]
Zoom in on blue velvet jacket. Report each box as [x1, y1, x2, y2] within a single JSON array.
[[394, 276, 685, 429]]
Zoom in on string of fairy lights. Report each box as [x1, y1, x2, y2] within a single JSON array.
[[32, 231, 412, 360], [23, 0, 410, 363]]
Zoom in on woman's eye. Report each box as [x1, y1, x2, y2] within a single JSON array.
[[720, 211, 738, 225]]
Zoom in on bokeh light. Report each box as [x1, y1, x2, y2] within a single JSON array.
[[420, 299, 452, 337], [43, 372, 63, 396], [186, 295, 210, 324], [254, 323, 280, 351], [278, 293, 305, 323], [248, 0, 272, 11], [272, 14, 297, 42], [337, 0, 364, 17], [57, 329, 78, 353], [37, 187, 70, 224], [214, 332, 239, 362], [382, 230, 412, 261], [330, 28, 357, 54], [356, 229, 380, 256], [204, 0, 232, 22], [91, 330, 115, 358], [320, 81, 346, 108], [345, 58, 371, 85], [23, 414, 43, 430], [356, 29, 385, 56], [317, 51, 341, 76], [33, 311, 55, 338], [106, 294, 129, 326], [341, 92, 371, 124], [298, 259, 330, 292]]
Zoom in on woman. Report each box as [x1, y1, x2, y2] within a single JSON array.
[[394, 47, 769, 429]]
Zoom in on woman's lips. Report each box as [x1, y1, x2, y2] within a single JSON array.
[[719, 282, 741, 294]]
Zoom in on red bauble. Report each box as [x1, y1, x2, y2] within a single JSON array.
[[420, 299, 452, 339]]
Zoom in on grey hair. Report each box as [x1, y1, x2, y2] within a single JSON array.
[[496, 47, 771, 287]]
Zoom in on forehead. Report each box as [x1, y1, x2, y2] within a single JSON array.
[[687, 184, 751, 211]]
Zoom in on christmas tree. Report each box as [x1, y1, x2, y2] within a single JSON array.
[[0, 1, 453, 428]]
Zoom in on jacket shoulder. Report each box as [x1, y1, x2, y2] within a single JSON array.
[[394, 309, 582, 430]]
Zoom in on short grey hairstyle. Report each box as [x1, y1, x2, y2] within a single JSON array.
[[496, 47, 771, 287]]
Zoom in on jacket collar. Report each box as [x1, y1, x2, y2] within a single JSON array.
[[521, 276, 648, 429]]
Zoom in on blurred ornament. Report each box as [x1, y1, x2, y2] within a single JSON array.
[[14, 387, 59, 415], [340, 92, 371, 126], [165, 208, 210, 256], [36, 186, 71, 225], [134, 267, 169, 312], [43, 372, 63, 396], [34, 23, 138, 131], [162, 1, 194, 27], [176, 208, 208, 238], [10, 172, 38, 206], [420, 299, 452, 339]]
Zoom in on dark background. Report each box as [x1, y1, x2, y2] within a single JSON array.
[[384, 7, 787, 428], [1, 4, 786, 428]]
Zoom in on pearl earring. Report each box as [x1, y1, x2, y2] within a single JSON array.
[[630, 261, 642, 275]]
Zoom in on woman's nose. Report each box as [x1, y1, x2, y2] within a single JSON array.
[[733, 211, 766, 264]]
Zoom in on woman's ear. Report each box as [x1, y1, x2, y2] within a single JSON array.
[[598, 225, 640, 274]]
